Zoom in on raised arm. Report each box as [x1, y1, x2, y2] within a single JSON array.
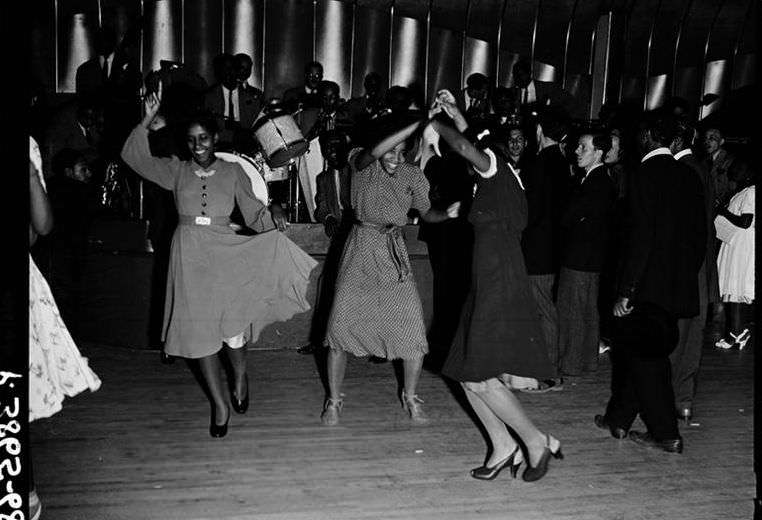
[[428, 93, 491, 173], [354, 118, 426, 171], [120, 81, 180, 190], [429, 118, 491, 173]]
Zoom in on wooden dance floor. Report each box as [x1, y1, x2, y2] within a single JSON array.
[[32, 336, 754, 519]]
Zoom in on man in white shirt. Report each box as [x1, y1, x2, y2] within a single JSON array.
[[203, 53, 262, 150], [510, 59, 574, 116]]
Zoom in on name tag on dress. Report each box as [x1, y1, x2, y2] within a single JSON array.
[[194, 216, 211, 226]]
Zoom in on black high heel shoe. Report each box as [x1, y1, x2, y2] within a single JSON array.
[[210, 406, 230, 438], [231, 375, 249, 414], [522, 433, 563, 482], [470, 446, 523, 480]]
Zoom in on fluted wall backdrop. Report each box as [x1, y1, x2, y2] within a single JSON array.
[[30, 0, 755, 121]]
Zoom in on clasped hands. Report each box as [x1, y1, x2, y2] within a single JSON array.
[[422, 90, 463, 158]]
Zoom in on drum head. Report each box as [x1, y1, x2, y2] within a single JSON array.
[[268, 140, 309, 168], [215, 151, 269, 205]]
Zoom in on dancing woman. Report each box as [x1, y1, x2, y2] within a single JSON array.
[[121, 83, 316, 437], [431, 94, 563, 482], [29, 136, 102, 519], [321, 115, 460, 426]]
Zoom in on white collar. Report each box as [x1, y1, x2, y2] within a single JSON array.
[[673, 149, 693, 160], [641, 147, 673, 163], [581, 163, 604, 183]]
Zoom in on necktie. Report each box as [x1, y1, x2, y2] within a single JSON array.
[[228, 89, 235, 120], [522, 88, 528, 105], [102, 57, 109, 82]]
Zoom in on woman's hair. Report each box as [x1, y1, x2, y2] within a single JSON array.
[[183, 111, 219, 136]]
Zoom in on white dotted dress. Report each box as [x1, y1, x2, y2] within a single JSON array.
[[325, 149, 431, 360]]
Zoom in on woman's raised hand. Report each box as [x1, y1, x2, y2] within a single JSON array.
[[143, 80, 163, 119], [428, 99, 442, 120]]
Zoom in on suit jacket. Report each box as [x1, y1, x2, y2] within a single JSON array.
[[509, 80, 574, 114], [342, 95, 383, 123], [618, 153, 707, 318], [75, 55, 141, 102], [314, 166, 352, 224], [283, 86, 321, 112], [560, 165, 616, 272], [417, 152, 474, 244], [679, 152, 719, 304], [43, 103, 102, 176], [454, 89, 492, 124], [203, 84, 262, 130], [520, 144, 573, 275], [703, 148, 735, 206]]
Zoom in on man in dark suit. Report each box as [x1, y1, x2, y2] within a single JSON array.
[[297, 130, 353, 355], [75, 26, 140, 102], [417, 132, 474, 371], [668, 118, 717, 422], [556, 133, 616, 377], [44, 97, 104, 181], [203, 53, 263, 151], [596, 112, 706, 454], [342, 72, 384, 126], [510, 59, 574, 117], [700, 125, 734, 339], [283, 61, 324, 112], [519, 109, 573, 391], [454, 73, 492, 124], [234, 53, 263, 97], [75, 26, 142, 154]]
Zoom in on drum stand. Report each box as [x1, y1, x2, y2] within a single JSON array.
[[287, 160, 300, 222]]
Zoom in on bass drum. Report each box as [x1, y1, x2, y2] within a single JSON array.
[[215, 151, 269, 205], [252, 111, 309, 167]]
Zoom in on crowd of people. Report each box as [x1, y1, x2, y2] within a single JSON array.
[[28, 27, 755, 517]]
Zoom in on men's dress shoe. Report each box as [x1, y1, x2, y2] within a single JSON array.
[[628, 431, 683, 454], [594, 414, 628, 439], [297, 344, 316, 355]]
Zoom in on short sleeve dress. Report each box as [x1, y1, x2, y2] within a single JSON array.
[[716, 185, 755, 303], [442, 149, 555, 383], [121, 126, 317, 358], [325, 149, 431, 360], [29, 136, 101, 421]]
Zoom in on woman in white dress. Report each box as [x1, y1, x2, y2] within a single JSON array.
[[29, 136, 102, 519], [714, 158, 755, 350]]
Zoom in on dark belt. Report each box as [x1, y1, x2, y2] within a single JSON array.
[[355, 221, 410, 282], [178, 215, 231, 226]]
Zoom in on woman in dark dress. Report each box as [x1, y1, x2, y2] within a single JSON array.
[[430, 93, 563, 482]]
